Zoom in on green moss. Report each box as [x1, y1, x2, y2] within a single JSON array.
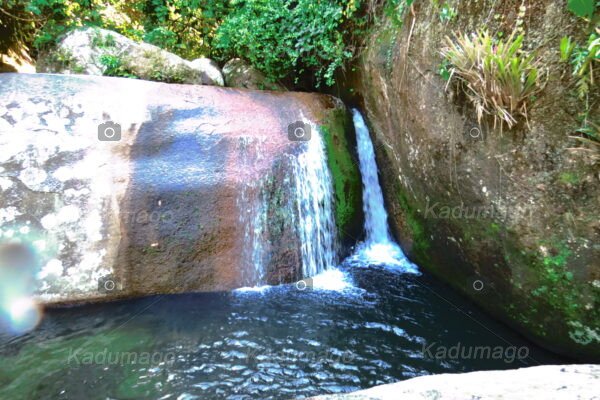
[[559, 171, 580, 185], [320, 109, 363, 241], [46, 48, 86, 73], [506, 237, 599, 348], [396, 190, 432, 264]]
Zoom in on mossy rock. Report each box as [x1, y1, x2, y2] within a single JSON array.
[[320, 107, 364, 249]]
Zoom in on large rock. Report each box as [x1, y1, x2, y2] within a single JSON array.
[[0, 73, 358, 305], [223, 58, 285, 91], [311, 364, 599, 400], [348, 1, 599, 360], [37, 27, 224, 86]]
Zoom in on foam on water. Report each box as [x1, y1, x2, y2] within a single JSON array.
[[350, 109, 420, 274], [310, 268, 355, 291], [292, 116, 338, 277], [233, 284, 273, 294]]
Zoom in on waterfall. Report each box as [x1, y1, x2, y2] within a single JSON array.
[[293, 119, 338, 278], [237, 136, 268, 285], [238, 118, 338, 288], [351, 109, 419, 273]]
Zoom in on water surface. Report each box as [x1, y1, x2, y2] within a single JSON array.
[[0, 262, 564, 399]]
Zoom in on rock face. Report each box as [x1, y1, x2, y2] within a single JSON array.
[[37, 27, 224, 86], [349, 1, 599, 360], [311, 364, 599, 400], [0, 73, 360, 305], [223, 58, 285, 91], [189, 57, 225, 86]]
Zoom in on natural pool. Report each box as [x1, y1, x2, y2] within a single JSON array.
[[0, 259, 564, 399]]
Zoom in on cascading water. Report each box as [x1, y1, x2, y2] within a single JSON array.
[[237, 118, 339, 288], [350, 109, 419, 273], [293, 118, 338, 278], [237, 136, 268, 285]]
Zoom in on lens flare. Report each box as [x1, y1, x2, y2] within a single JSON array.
[[0, 241, 44, 334], [5, 297, 42, 333]]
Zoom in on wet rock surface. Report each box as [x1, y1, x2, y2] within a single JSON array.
[[348, 1, 599, 360], [0, 73, 355, 304]]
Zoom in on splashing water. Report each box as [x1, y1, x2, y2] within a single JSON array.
[[293, 118, 338, 278], [350, 109, 419, 274], [237, 117, 339, 289]]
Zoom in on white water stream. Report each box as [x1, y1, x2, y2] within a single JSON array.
[[350, 109, 419, 274]]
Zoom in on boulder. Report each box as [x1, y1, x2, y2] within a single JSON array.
[[0, 73, 356, 305], [349, 1, 599, 360], [189, 57, 224, 86], [310, 364, 599, 400], [223, 58, 285, 91], [37, 27, 224, 86]]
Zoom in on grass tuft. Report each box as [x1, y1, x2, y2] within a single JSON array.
[[441, 30, 546, 130]]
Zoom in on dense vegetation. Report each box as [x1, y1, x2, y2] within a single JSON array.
[[0, 0, 597, 92], [0, 0, 367, 87]]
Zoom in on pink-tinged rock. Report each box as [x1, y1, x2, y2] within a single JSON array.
[[0, 73, 353, 305]]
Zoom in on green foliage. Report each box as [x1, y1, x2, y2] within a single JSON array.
[[560, 36, 576, 62], [441, 30, 546, 129], [435, 0, 457, 23], [438, 59, 451, 81], [568, 33, 599, 99], [214, 0, 359, 87], [384, 0, 413, 28], [0, 0, 35, 54], [141, 0, 232, 59], [44, 47, 85, 72], [91, 30, 116, 48], [568, 320, 600, 345], [99, 53, 137, 78], [561, 0, 599, 100], [559, 171, 580, 185], [567, 0, 596, 19], [28, 0, 106, 50], [2, 0, 365, 88], [1, 0, 228, 58]]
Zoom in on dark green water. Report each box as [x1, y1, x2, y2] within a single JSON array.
[[0, 261, 565, 399]]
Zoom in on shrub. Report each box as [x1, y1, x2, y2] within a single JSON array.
[[99, 53, 137, 78], [214, 0, 360, 87], [2, 0, 363, 88], [141, 0, 232, 59], [560, 1, 599, 100], [441, 30, 546, 129], [1, 0, 229, 59]]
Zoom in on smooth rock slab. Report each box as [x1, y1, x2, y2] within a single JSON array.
[[0, 73, 347, 305], [310, 364, 599, 400]]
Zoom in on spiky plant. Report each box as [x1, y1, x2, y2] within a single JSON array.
[[441, 30, 546, 129]]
